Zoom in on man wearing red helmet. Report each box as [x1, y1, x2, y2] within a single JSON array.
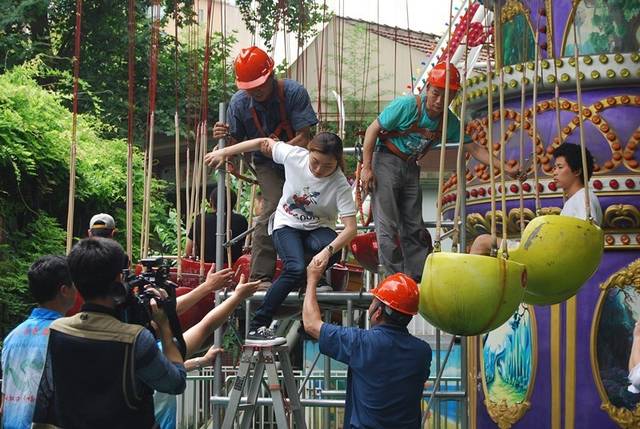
[[360, 62, 518, 281], [303, 262, 432, 429], [212, 46, 318, 288]]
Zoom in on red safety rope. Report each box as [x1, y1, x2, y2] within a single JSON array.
[[65, 0, 83, 253], [126, 0, 136, 260]]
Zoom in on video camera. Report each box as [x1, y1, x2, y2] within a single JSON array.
[[119, 257, 186, 358]]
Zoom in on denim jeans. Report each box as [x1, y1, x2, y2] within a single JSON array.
[[250, 226, 339, 329]]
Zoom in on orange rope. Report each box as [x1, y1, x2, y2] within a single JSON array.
[[126, 0, 135, 261], [65, 0, 83, 254], [174, 0, 183, 275]]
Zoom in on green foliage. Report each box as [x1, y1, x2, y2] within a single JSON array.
[[152, 207, 187, 257], [222, 319, 243, 365], [0, 0, 50, 70], [0, 213, 66, 338], [0, 0, 236, 142], [236, 0, 331, 49], [0, 63, 170, 334]]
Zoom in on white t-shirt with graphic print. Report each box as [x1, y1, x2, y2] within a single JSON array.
[[271, 141, 356, 232]]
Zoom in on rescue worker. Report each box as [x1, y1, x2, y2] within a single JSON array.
[[360, 62, 519, 280], [212, 46, 318, 289], [303, 262, 432, 429]]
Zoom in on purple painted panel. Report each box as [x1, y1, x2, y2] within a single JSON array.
[[485, 88, 640, 171], [477, 251, 639, 428]]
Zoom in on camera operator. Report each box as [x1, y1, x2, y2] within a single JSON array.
[[32, 238, 186, 429]]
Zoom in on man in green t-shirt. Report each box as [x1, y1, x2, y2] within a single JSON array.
[[360, 62, 518, 280]]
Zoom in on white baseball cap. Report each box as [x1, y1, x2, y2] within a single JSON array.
[[89, 213, 116, 230]]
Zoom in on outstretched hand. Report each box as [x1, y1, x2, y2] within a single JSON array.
[[309, 248, 330, 272], [201, 346, 224, 366], [259, 137, 277, 157], [204, 266, 234, 292], [234, 274, 261, 299], [204, 147, 226, 169]]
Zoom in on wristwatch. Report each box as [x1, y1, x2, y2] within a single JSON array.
[[326, 245, 334, 255]]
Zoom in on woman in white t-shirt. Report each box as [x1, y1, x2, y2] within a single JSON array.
[[205, 132, 357, 345], [470, 143, 602, 255]]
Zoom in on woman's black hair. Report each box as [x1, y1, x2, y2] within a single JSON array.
[[308, 132, 345, 172]]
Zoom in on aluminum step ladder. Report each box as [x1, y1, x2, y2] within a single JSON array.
[[221, 344, 306, 429]]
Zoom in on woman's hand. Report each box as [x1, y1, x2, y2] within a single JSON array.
[[309, 248, 331, 271], [204, 147, 227, 169]]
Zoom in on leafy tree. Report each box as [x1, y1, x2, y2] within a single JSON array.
[[236, 0, 331, 49], [1, 0, 236, 141], [0, 0, 50, 70], [0, 62, 169, 334]]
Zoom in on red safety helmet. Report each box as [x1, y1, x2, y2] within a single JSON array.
[[371, 273, 419, 316], [234, 46, 275, 90], [427, 62, 461, 91]]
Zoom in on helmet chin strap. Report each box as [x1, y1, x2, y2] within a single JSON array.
[[368, 302, 381, 322], [372, 302, 412, 326]]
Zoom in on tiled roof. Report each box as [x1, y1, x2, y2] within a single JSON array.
[[339, 16, 491, 70]]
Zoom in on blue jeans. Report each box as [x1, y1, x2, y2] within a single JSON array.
[[250, 226, 339, 329]]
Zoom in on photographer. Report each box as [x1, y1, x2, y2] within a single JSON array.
[[32, 238, 186, 429]]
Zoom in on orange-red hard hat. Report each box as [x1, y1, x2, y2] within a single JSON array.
[[371, 273, 419, 316], [234, 46, 275, 90], [427, 62, 461, 91]]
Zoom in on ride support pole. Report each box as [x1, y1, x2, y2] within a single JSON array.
[[213, 101, 226, 428]]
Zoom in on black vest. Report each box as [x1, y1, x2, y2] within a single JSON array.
[[40, 308, 157, 429]]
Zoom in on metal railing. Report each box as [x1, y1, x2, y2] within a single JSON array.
[[176, 367, 465, 429]]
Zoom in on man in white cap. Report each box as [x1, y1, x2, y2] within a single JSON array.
[[88, 213, 117, 239], [88, 213, 128, 268]]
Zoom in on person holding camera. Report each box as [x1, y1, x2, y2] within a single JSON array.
[[1, 255, 76, 429], [32, 238, 186, 429]]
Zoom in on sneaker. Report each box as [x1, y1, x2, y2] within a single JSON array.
[[245, 326, 286, 346]]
